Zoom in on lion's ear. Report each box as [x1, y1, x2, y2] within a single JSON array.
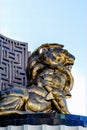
[[39, 48, 43, 54]]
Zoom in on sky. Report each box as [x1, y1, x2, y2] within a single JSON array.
[[0, 0, 87, 116]]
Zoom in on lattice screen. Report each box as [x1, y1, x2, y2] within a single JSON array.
[[0, 34, 30, 90]]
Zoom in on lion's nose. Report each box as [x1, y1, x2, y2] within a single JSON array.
[[69, 54, 75, 60]]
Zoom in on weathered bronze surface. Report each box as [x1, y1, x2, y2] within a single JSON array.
[[0, 43, 75, 115]]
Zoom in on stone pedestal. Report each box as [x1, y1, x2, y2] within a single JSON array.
[[0, 113, 87, 130]]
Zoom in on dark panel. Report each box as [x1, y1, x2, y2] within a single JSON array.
[[0, 113, 87, 127]]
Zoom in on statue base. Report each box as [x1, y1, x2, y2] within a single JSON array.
[[0, 113, 87, 128]]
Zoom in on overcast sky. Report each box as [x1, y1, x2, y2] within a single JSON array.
[[0, 0, 87, 116]]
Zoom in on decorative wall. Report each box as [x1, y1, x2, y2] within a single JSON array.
[[0, 34, 30, 90]]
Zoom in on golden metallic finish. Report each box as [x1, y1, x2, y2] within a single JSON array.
[[0, 43, 75, 115]]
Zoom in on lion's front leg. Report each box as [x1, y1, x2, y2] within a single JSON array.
[[45, 88, 70, 114]]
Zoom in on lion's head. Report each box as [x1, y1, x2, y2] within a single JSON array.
[[38, 43, 75, 69]]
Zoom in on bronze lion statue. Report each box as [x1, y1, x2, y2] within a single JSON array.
[[0, 43, 75, 115]]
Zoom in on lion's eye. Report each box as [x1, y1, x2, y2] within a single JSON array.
[[61, 50, 68, 55]]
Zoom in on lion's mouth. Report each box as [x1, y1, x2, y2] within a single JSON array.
[[64, 63, 73, 71]]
